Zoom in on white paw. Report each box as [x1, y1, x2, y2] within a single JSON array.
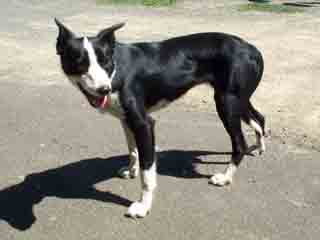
[[259, 140, 266, 155], [118, 167, 139, 179], [209, 173, 232, 186], [254, 144, 265, 156], [247, 144, 265, 156], [247, 144, 259, 156], [126, 201, 150, 218], [258, 148, 265, 155]]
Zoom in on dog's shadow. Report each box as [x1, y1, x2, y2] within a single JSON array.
[[0, 150, 229, 231]]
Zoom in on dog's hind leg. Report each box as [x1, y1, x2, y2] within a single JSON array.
[[249, 102, 266, 153], [242, 102, 266, 155], [210, 93, 248, 186], [119, 121, 140, 179]]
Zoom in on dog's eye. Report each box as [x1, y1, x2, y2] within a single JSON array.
[[96, 50, 110, 65], [77, 64, 88, 73], [76, 56, 83, 64], [76, 57, 89, 73], [101, 60, 110, 68], [97, 54, 106, 64]]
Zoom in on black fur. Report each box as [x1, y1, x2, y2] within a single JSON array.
[[112, 33, 265, 169], [55, 20, 265, 190]]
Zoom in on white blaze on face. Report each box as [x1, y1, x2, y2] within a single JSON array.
[[83, 37, 112, 91]]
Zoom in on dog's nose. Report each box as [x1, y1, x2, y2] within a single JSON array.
[[97, 86, 110, 95]]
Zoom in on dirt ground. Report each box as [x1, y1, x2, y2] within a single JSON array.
[[1, 0, 319, 150], [0, 1, 320, 238]]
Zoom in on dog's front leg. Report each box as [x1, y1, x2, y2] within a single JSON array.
[[118, 121, 139, 179], [122, 94, 157, 218], [126, 116, 156, 218]]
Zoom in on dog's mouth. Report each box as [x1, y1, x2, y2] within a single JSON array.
[[77, 83, 109, 109]]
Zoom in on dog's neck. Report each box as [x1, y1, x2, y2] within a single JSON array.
[[110, 42, 134, 92]]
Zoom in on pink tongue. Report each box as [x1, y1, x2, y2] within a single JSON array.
[[99, 96, 108, 109]]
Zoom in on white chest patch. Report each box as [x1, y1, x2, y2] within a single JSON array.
[[83, 37, 112, 91], [99, 93, 170, 120]]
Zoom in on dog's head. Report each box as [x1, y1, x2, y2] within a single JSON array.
[[54, 18, 125, 108]]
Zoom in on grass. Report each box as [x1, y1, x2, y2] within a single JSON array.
[[97, 0, 176, 6], [238, 3, 305, 13]]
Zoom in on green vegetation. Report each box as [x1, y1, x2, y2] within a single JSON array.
[[238, 3, 304, 13], [97, 0, 176, 6]]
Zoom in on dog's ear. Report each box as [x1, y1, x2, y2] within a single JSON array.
[[54, 18, 75, 55], [97, 22, 125, 47]]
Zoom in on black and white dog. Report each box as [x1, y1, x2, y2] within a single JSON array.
[[55, 19, 265, 218]]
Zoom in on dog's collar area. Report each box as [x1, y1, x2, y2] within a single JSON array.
[[110, 65, 116, 82]]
